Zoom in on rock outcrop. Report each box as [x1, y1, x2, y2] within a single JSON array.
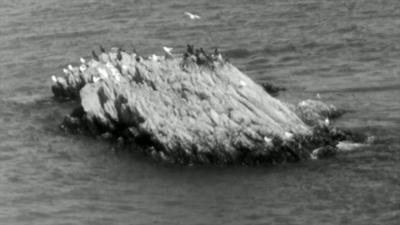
[[52, 46, 369, 164]]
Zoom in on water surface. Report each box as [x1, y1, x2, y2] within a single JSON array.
[[0, 0, 399, 224]]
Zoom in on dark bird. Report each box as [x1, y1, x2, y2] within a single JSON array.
[[187, 44, 194, 55], [200, 48, 212, 61], [214, 48, 220, 56], [195, 49, 208, 65], [130, 44, 137, 55], [92, 50, 99, 61], [117, 49, 122, 61], [99, 45, 106, 53]]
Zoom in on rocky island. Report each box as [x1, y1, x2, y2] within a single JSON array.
[[51, 46, 370, 165]]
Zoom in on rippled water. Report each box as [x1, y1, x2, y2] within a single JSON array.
[[0, 0, 399, 224]]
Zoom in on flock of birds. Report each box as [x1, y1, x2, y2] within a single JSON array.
[[51, 11, 202, 85], [50, 10, 331, 147]]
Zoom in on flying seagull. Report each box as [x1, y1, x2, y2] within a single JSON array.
[[184, 11, 200, 20]]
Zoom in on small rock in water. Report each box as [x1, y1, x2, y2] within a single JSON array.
[[311, 146, 337, 160]]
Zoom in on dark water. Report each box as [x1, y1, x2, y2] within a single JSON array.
[[0, 0, 399, 224]]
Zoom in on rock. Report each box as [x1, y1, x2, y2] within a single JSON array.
[[52, 46, 364, 165], [259, 81, 286, 97], [296, 99, 346, 126], [336, 141, 367, 152], [311, 146, 337, 160]]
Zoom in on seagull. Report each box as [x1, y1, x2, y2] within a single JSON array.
[[324, 118, 330, 126], [299, 101, 307, 107], [99, 45, 106, 53], [163, 46, 173, 58], [79, 64, 87, 72], [187, 44, 194, 54], [92, 76, 101, 83], [149, 54, 159, 62], [51, 75, 57, 83], [316, 93, 321, 99], [80, 57, 86, 64], [62, 68, 69, 75], [97, 67, 109, 79], [92, 50, 99, 61], [68, 64, 74, 71], [264, 136, 273, 145], [284, 131, 294, 140], [239, 80, 247, 87], [117, 49, 122, 61], [184, 11, 200, 20]]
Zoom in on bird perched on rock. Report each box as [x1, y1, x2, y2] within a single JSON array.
[[239, 80, 247, 87], [51, 75, 57, 83], [92, 50, 99, 61], [80, 57, 86, 64], [264, 136, 273, 146], [62, 68, 69, 75], [99, 45, 106, 53], [79, 64, 86, 73], [195, 48, 209, 65], [117, 49, 122, 61], [284, 131, 294, 140], [187, 44, 195, 55], [149, 54, 159, 62], [163, 46, 173, 59], [92, 76, 101, 83], [184, 11, 200, 20]]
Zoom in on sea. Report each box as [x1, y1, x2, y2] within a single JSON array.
[[0, 0, 399, 224]]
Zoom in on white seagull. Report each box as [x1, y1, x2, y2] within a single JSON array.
[[92, 76, 101, 83], [97, 67, 109, 79], [163, 46, 173, 58], [80, 57, 86, 64], [79, 64, 87, 73], [184, 11, 200, 20], [149, 54, 159, 62], [51, 75, 57, 83], [239, 80, 247, 87], [62, 68, 69, 75], [68, 64, 74, 71], [284, 131, 294, 140], [264, 136, 273, 146], [324, 118, 330, 126]]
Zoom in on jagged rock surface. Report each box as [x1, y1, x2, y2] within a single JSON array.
[[52, 47, 361, 164]]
